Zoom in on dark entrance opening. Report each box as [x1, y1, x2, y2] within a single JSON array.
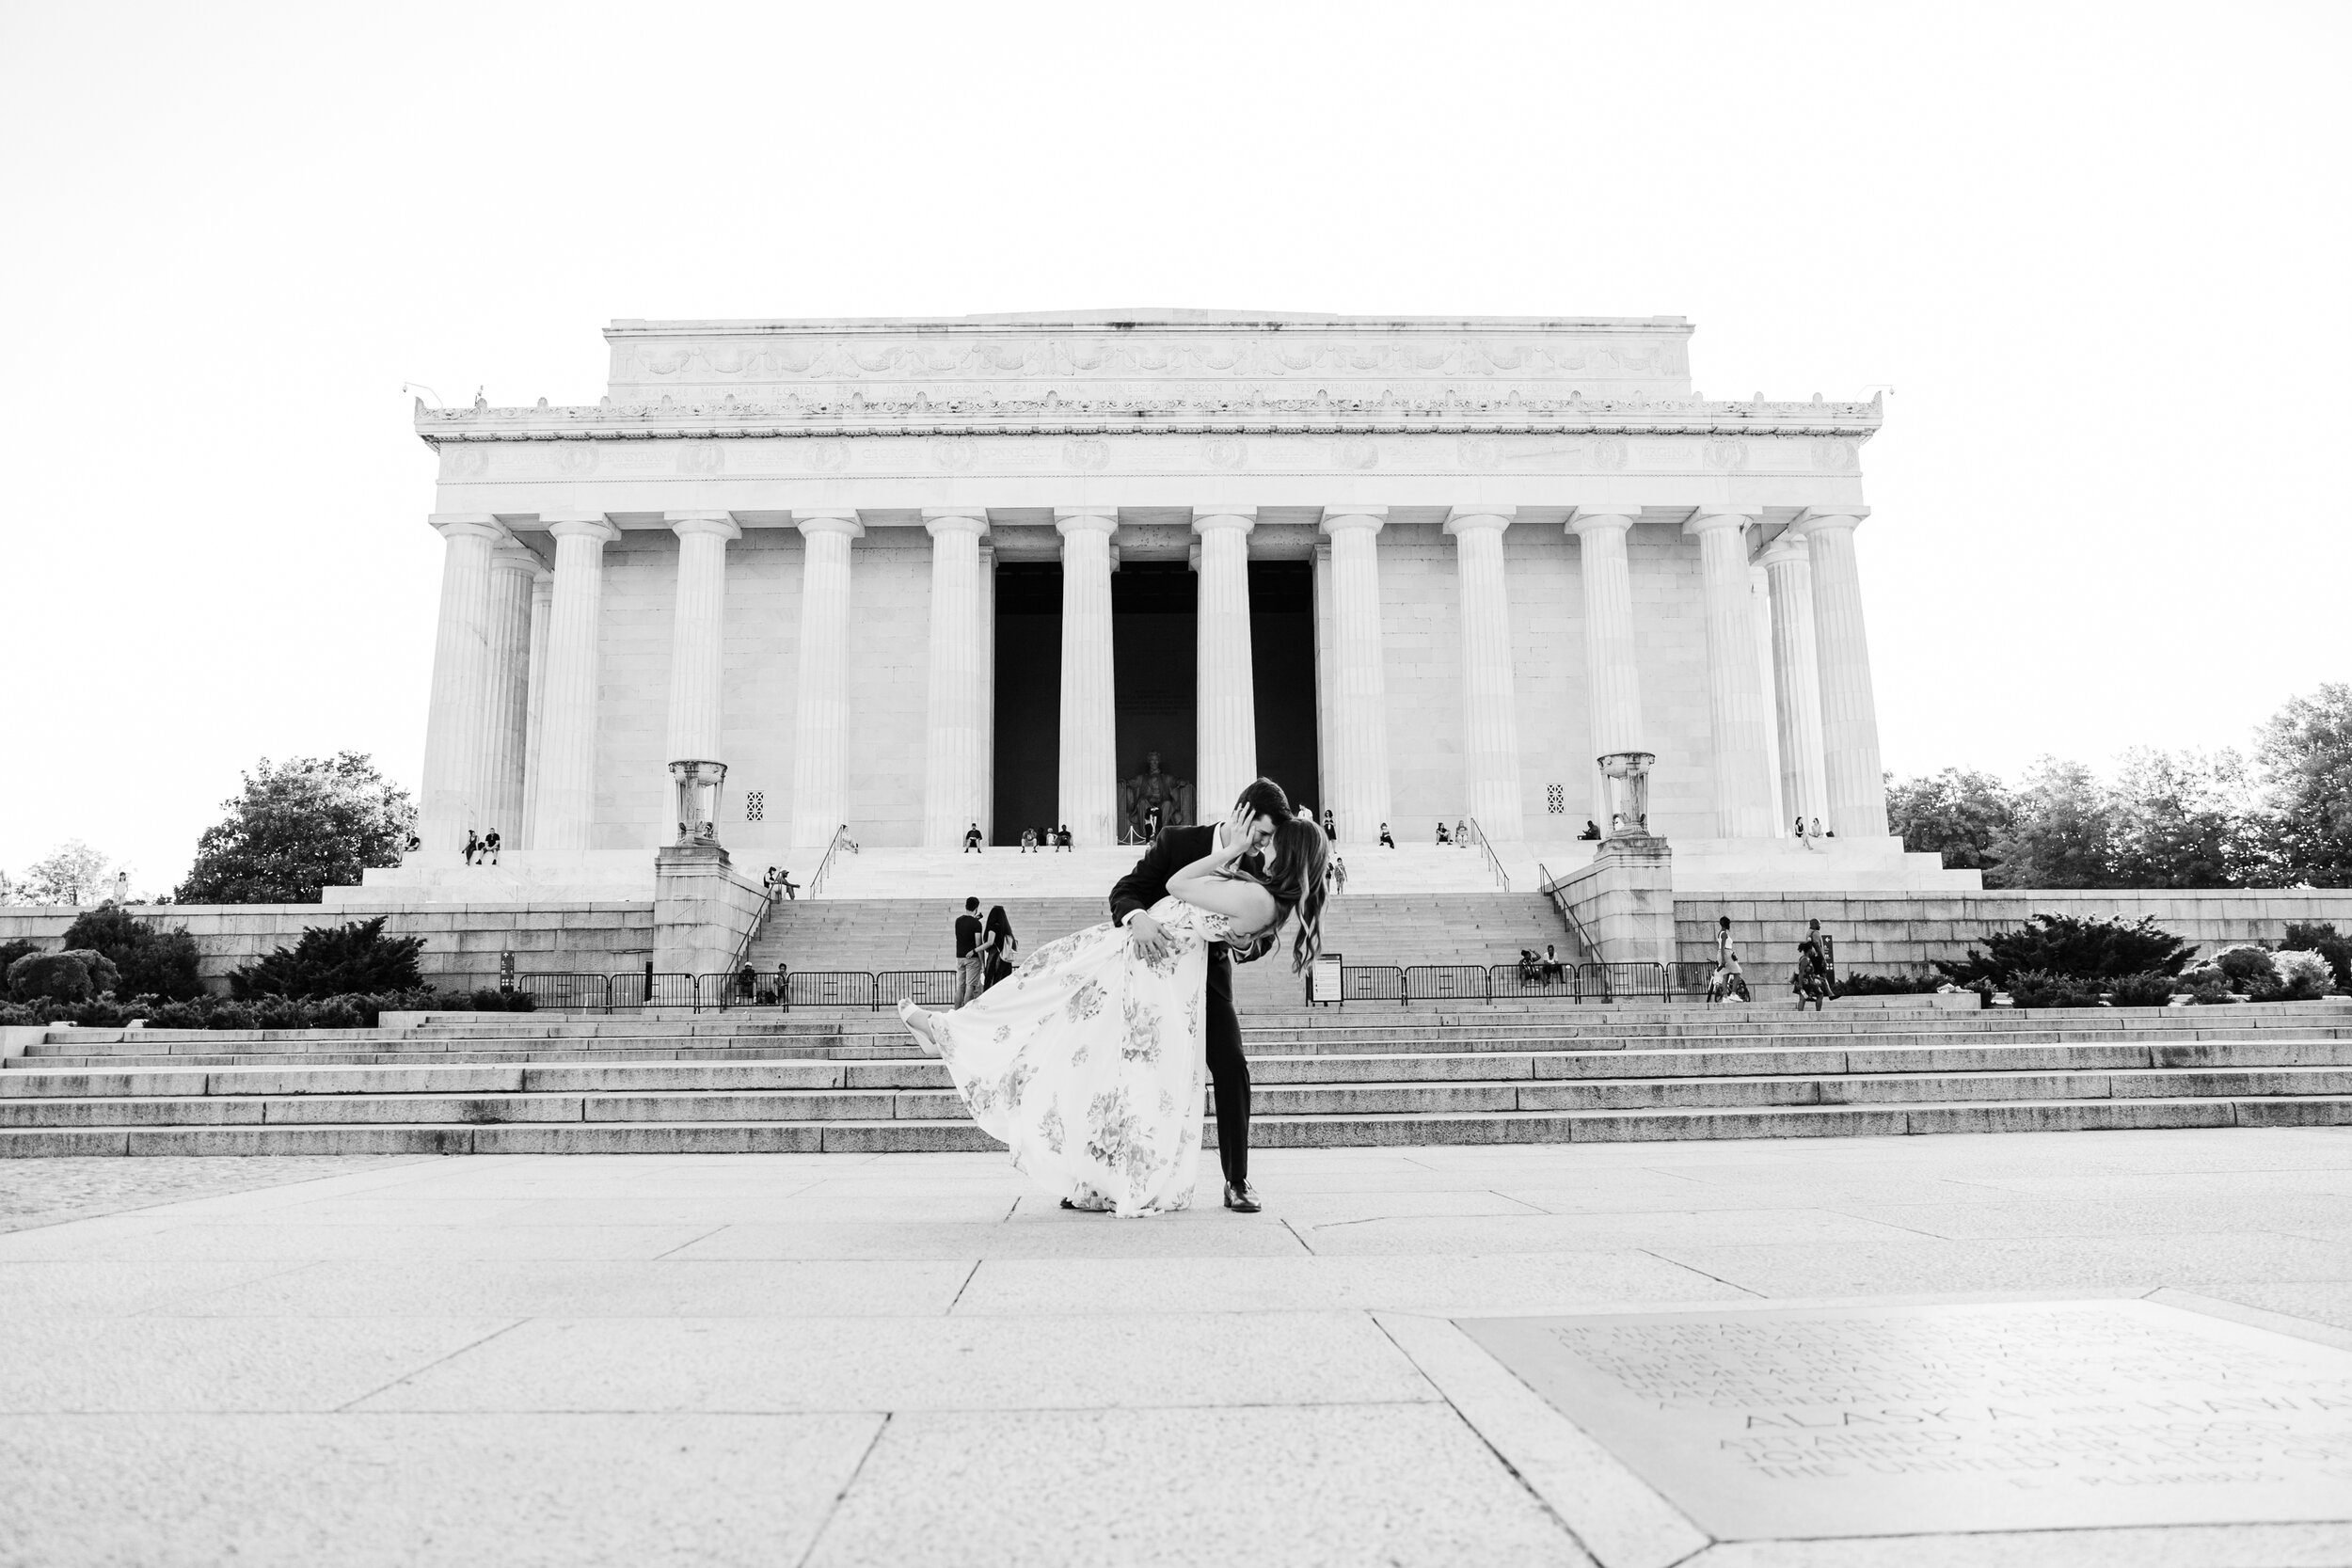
[[1112, 562, 1197, 836], [1248, 561, 1321, 817], [991, 562, 1061, 845]]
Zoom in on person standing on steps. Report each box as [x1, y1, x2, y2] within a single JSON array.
[[952, 896, 986, 1006], [982, 904, 1018, 991]]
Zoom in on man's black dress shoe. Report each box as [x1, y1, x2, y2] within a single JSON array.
[[1223, 1182, 1262, 1213]]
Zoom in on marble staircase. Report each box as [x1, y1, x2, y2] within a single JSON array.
[[6, 1001, 2350, 1155]]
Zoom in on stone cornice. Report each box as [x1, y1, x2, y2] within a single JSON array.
[[415, 392, 1884, 446]]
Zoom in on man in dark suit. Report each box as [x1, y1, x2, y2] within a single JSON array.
[[1109, 776, 1290, 1213]]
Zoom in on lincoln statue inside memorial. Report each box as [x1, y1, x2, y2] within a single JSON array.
[[368, 310, 1973, 904]]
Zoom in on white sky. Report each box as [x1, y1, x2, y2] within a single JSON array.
[[4, 0, 2344, 894]]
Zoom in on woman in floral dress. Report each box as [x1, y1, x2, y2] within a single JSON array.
[[898, 811, 1326, 1217]]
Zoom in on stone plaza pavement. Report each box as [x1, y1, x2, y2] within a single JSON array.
[[5, 1129, 2351, 1567]]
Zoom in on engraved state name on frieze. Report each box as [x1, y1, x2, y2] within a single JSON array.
[[612, 334, 1692, 385]]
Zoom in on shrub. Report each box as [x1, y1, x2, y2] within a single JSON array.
[[2211, 944, 2277, 990], [0, 938, 40, 973], [2006, 969, 2107, 1008], [2177, 962, 2227, 990], [2187, 977, 2240, 1005], [2108, 971, 2179, 1007], [1939, 912, 2193, 987], [2280, 922, 2352, 991], [59, 907, 204, 1001], [7, 948, 120, 1004], [2250, 951, 2334, 1003], [1837, 973, 1947, 995], [229, 916, 423, 999]]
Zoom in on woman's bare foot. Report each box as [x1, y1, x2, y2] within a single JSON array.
[[898, 998, 943, 1056]]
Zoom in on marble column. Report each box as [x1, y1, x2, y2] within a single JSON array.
[[1687, 507, 1777, 838], [521, 568, 552, 847], [977, 540, 996, 836], [787, 513, 861, 847], [1757, 532, 1828, 836], [921, 510, 990, 848], [1193, 510, 1258, 817], [1056, 511, 1119, 846], [482, 544, 538, 849], [1321, 510, 1392, 843], [1566, 510, 1647, 824], [530, 514, 620, 853], [1444, 508, 1524, 838], [1752, 563, 1784, 831], [1795, 508, 1890, 837], [663, 512, 738, 763], [418, 513, 504, 855]]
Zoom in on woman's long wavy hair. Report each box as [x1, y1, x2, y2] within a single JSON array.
[[1236, 816, 1329, 973]]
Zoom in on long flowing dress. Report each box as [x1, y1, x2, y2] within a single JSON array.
[[926, 895, 1256, 1216]]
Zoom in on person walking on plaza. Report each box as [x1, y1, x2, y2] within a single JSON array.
[[1709, 913, 1751, 1003], [952, 897, 986, 1006], [982, 904, 1018, 991], [898, 778, 1322, 1218], [1795, 918, 1838, 1009]]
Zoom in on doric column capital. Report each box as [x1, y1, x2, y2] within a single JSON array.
[[1053, 510, 1118, 536], [429, 512, 506, 545], [1682, 506, 1765, 536], [530, 566, 554, 596], [922, 508, 991, 538], [542, 514, 620, 544], [665, 511, 741, 542], [1756, 532, 1812, 570], [792, 511, 866, 539], [1442, 507, 1515, 536], [1793, 506, 1870, 536], [1319, 508, 1389, 535], [488, 541, 540, 577], [1191, 509, 1258, 534], [1565, 507, 1640, 537]]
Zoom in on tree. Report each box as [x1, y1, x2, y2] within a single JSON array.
[[1986, 758, 2114, 888], [229, 916, 424, 999], [19, 841, 118, 906], [176, 754, 416, 906], [2106, 748, 2265, 889], [1888, 768, 2015, 873], [59, 907, 204, 1001], [2258, 683, 2352, 887]]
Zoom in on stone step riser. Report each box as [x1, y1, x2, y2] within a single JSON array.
[[5, 1096, 2346, 1157], [9, 1069, 2352, 1128], [9, 1043, 2352, 1101]]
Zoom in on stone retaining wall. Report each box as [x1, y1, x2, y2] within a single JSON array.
[[0, 903, 656, 992], [1677, 890, 2352, 976]]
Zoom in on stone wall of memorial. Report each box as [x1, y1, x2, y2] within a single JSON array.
[[1678, 890, 2352, 976], [716, 528, 803, 861], [1504, 526, 1589, 840], [1627, 527, 1715, 839], [0, 904, 657, 992], [1374, 524, 1465, 836], [592, 530, 680, 850], [840, 531, 933, 847]]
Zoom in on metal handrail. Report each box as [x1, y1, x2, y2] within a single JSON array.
[[1464, 817, 1510, 892], [1534, 862, 1598, 965], [804, 825, 856, 898]]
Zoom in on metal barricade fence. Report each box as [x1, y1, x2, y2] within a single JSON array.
[[1487, 964, 1577, 1001], [1669, 961, 1719, 1001], [607, 971, 651, 1009], [1404, 965, 1489, 1003], [1342, 965, 1406, 1004], [785, 972, 878, 1011], [644, 973, 697, 1009], [1576, 961, 1668, 1003], [876, 970, 961, 1008], [516, 973, 612, 1011]]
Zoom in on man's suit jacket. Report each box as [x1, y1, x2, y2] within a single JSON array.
[[1109, 826, 1272, 1000]]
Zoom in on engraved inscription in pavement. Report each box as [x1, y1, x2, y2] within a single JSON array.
[[1459, 1299, 2352, 1540]]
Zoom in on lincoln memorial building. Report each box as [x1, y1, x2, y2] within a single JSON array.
[[378, 310, 1969, 902]]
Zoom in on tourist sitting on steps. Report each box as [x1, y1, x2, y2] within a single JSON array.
[[482, 830, 501, 864], [1454, 818, 1469, 847], [1378, 822, 1396, 848], [1020, 827, 1039, 854], [776, 869, 798, 900], [462, 830, 481, 865], [1435, 821, 1452, 846], [1055, 824, 1072, 851], [963, 823, 984, 853], [1579, 819, 1601, 841]]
